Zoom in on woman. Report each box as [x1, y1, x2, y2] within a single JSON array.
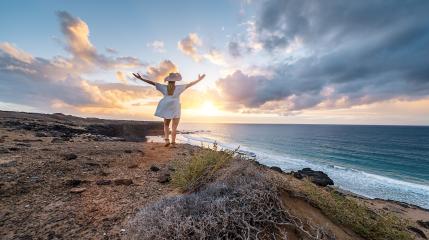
[[133, 72, 205, 147]]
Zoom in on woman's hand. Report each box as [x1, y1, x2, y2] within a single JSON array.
[[198, 74, 206, 81], [132, 73, 144, 80], [132, 73, 156, 86]]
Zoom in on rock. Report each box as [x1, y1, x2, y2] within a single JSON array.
[[70, 187, 86, 193], [407, 226, 427, 239], [294, 168, 334, 187], [292, 171, 303, 179], [0, 159, 17, 167], [418, 220, 429, 229], [0, 148, 11, 154], [270, 166, 284, 173], [128, 164, 138, 169], [150, 165, 160, 172], [51, 138, 64, 143], [96, 179, 112, 185], [8, 147, 19, 151], [158, 172, 171, 184], [158, 174, 171, 183], [124, 150, 133, 153], [15, 143, 31, 147], [65, 179, 84, 187], [113, 178, 133, 186], [64, 153, 77, 161], [35, 132, 48, 137]]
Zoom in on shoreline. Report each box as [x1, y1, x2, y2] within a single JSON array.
[[148, 133, 429, 211]]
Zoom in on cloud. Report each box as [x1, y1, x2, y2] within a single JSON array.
[[203, 49, 226, 66], [178, 33, 203, 62], [115, 71, 127, 84], [147, 40, 165, 53], [0, 11, 157, 116], [144, 60, 178, 82], [217, 0, 429, 114], [0, 42, 34, 64], [106, 47, 118, 54], [57, 11, 145, 70]]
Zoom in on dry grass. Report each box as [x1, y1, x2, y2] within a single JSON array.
[[298, 180, 413, 240], [171, 143, 234, 192], [127, 166, 332, 240]]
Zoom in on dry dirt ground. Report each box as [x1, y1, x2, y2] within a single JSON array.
[[0, 121, 199, 239]]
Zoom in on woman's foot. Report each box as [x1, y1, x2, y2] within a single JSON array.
[[164, 138, 170, 147], [170, 142, 177, 148]]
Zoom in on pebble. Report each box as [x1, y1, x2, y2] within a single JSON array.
[[64, 153, 77, 161], [113, 178, 133, 186], [70, 187, 86, 193]]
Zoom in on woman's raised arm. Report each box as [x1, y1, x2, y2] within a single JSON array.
[[133, 73, 156, 86], [186, 74, 206, 89]]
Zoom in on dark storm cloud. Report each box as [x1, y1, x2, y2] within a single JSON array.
[[218, 0, 429, 113]]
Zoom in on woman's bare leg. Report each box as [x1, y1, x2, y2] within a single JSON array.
[[171, 118, 180, 146], [163, 119, 171, 146]]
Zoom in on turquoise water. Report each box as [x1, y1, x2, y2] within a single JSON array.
[[174, 123, 429, 209]]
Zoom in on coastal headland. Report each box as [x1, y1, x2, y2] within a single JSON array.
[[0, 111, 428, 239]]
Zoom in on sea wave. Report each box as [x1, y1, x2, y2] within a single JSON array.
[[147, 133, 429, 209]]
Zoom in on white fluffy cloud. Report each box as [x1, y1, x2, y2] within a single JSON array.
[[178, 33, 203, 62]]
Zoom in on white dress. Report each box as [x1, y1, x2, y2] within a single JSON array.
[[154, 83, 189, 119]]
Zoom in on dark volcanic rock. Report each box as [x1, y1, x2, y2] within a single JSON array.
[[64, 153, 78, 161], [96, 179, 112, 185], [158, 172, 171, 184], [65, 179, 85, 187], [293, 168, 334, 187], [270, 166, 284, 173], [113, 178, 133, 186], [150, 165, 160, 172]]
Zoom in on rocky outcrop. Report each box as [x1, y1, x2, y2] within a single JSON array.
[[292, 168, 334, 187]]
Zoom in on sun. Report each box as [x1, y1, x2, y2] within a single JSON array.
[[197, 101, 220, 116]]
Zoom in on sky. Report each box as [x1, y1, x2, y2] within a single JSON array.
[[1, 0, 429, 125]]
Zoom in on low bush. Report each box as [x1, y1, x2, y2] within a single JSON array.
[[171, 144, 234, 192], [127, 171, 328, 239], [300, 181, 413, 240]]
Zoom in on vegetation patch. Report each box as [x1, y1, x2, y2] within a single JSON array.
[[299, 180, 413, 240], [171, 144, 234, 192]]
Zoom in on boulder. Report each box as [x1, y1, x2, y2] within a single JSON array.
[[270, 166, 284, 173], [294, 168, 334, 187]]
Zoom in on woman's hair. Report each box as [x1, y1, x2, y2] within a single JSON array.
[[167, 81, 176, 96]]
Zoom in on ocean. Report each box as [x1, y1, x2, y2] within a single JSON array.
[[151, 123, 429, 209]]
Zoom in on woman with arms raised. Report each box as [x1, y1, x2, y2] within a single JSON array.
[[133, 72, 205, 147]]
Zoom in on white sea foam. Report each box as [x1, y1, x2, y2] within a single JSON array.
[[147, 133, 429, 209]]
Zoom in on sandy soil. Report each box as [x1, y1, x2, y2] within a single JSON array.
[[0, 118, 198, 239]]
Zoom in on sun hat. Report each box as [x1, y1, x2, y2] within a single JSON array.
[[164, 72, 182, 82]]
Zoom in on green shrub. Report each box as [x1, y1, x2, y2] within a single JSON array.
[[171, 144, 234, 192], [301, 181, 413, 240]]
